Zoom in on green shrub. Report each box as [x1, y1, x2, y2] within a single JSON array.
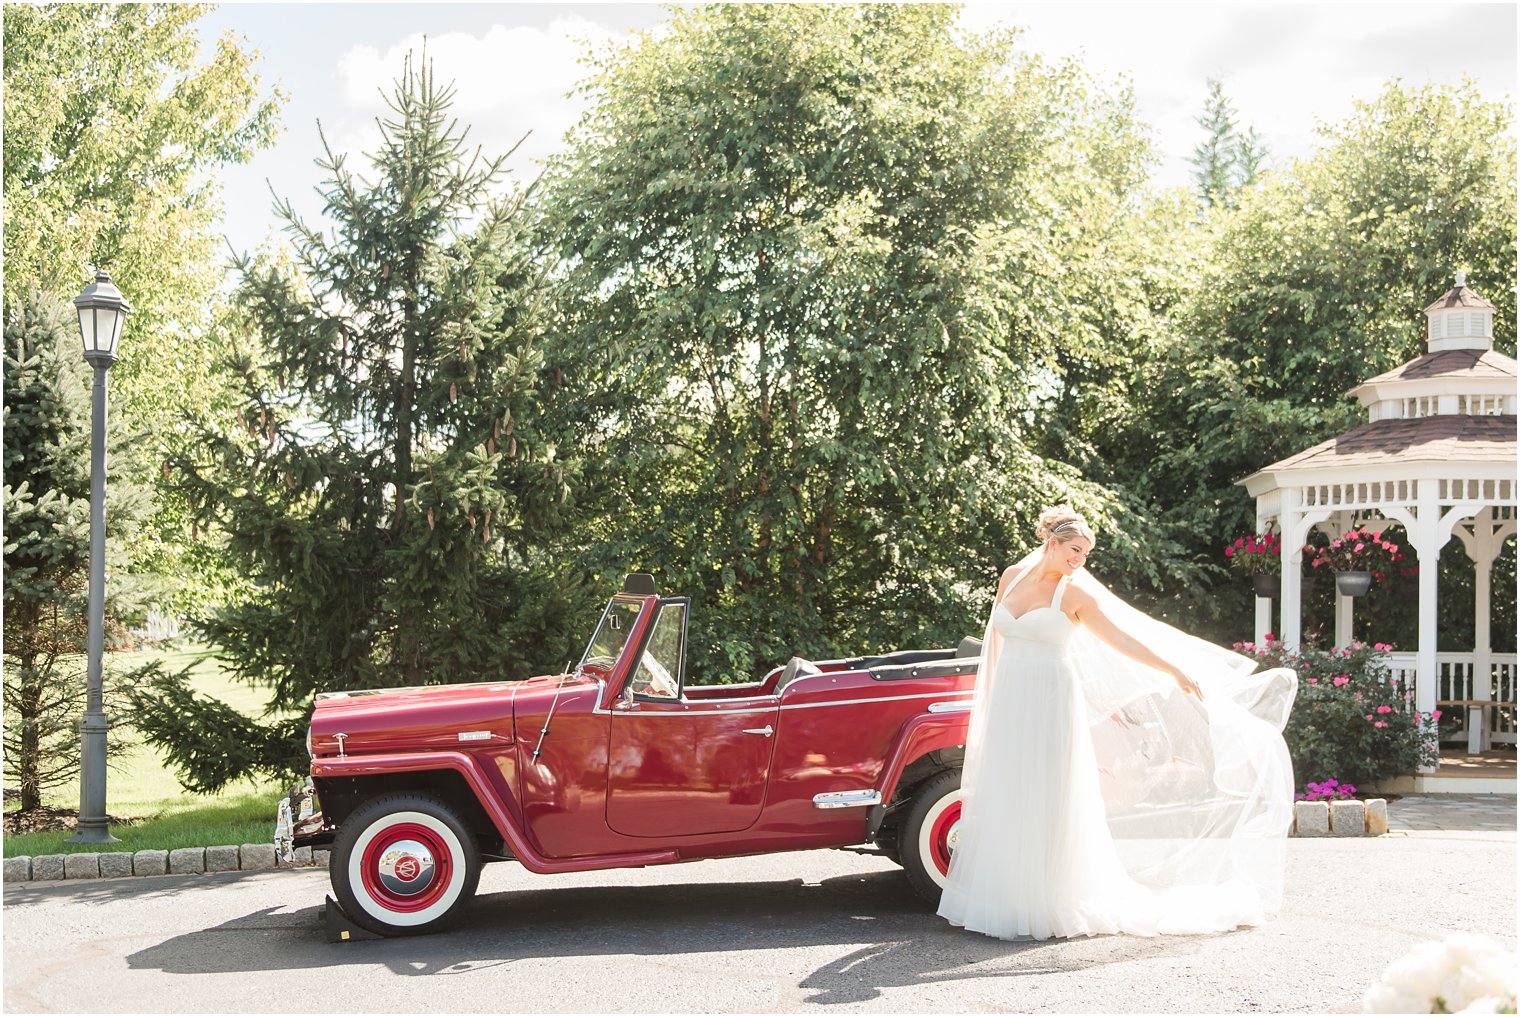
[[1235, 637, 1438, 790]]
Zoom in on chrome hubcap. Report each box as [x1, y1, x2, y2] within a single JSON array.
[[377, 839, 436, 896]]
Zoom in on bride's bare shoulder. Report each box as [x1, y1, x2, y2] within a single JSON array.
[[1063, 582, 1098, 608]]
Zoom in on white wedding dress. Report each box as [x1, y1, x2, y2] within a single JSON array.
[[937, 563, 1297, 941]]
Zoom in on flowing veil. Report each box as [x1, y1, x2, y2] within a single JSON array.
[[962, 549, 1298, 927]]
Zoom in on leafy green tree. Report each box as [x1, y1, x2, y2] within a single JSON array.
[[2, 293, 154, 810], [2, 2, 283, 610], [1109, 80, 1516, 637], [539, 4, 1191, 680], [128, 56, 569, 792]]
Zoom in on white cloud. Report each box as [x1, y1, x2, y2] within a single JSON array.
[[332, 16, 621, 172], [958, 3, 1515, 189]]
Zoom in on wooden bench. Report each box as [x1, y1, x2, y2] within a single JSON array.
[[1438, 699, 1514, 754]]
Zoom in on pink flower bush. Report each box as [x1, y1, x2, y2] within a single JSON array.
[[1236, 636, 1438, 787]]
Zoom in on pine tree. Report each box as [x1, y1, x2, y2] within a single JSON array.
[[128, 54, 571, 791], [2, 291, 154, 811], [1234, 125, 1270, 188], [1191, 78, 1238, 207], [1191, 79, 1270, 208]]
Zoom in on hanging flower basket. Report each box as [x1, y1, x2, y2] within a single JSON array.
[[1225, 533, 1281, 600], [1335, 570, 1373, 598], [1252, 573, 1279, 599], [1307, 526, 1406, 598]]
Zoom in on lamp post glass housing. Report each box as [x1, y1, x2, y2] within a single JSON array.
[[67, 271, 130, 844], [74, 270, 130, 364]]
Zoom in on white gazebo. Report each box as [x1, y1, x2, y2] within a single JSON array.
[[1238, 272, 1517, 777]]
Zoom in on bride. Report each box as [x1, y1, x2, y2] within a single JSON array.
[[937, 506, 1297, 941]]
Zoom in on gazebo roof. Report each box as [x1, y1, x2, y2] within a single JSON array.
[[1352, 348, 1517, 391], [1248, 414, 1517, 477], [1424, 280, 1498, 313]]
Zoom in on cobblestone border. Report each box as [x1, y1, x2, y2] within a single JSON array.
[[3, 845, 330, 883], [0, 797, 1415, 881], [1290, 798, 1389, 837]]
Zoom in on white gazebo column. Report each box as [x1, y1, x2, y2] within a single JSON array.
[[1458, 507, 1516, 754], [1280, 500, 1334, 653], [1255, 502, 1273, 644], [1279, 491, 1303, 651], [1332, 510, 1355, 648], [1470, 513, 1493, 754], [1413, 479, 1442, 725]]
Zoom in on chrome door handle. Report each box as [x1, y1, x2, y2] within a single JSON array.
[[741, 725, 774, 737]]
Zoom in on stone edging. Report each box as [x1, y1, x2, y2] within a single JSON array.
[[1289, 798, 1389, 837], [2, 800, 1395, 880], [3, 844, 330, 883]]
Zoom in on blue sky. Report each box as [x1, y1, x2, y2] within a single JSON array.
[[196, 2, 1517, 263]]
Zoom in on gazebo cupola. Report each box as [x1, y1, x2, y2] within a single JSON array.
[[1426, 271, 1496, 353], [1355, 272, 1515, 423]]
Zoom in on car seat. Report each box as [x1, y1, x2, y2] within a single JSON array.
[[775, 655, 823, 694]]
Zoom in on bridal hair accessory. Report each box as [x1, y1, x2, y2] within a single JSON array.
[[1052, 519, 1086, 534]]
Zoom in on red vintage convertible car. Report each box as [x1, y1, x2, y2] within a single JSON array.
[[276, 574, 980, 936]]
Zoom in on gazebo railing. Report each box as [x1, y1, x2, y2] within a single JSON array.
[[1383, 652, 1518, 746]]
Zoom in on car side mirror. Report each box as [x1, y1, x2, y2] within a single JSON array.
[[619, 684, 637, 710]]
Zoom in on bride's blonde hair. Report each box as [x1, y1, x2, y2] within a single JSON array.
[[1035, 505, 1095, 546]]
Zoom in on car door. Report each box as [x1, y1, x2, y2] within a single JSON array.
[[607, 598, 779, 838]]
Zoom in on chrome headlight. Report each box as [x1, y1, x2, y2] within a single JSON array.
[[305, 725, 314, 760]]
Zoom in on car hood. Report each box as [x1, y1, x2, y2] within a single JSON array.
[[309, 673, 569, 757]]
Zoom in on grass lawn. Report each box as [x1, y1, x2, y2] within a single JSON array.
[[3, 642, 292, 857]]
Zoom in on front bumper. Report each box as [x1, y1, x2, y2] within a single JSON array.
[[274, 778, 327, 864]]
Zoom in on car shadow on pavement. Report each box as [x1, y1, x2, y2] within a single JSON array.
[[124, 867, 1219, 996]]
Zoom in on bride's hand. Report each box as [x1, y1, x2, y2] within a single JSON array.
[[1173, 671, 1204, 701]]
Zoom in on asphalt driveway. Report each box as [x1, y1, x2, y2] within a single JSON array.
[[4, 815, 1514, 1013]]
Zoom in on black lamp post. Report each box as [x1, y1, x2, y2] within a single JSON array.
[[66, 270, 130, 845]]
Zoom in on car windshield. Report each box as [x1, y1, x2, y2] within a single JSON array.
[[579, 597, 644, 675]]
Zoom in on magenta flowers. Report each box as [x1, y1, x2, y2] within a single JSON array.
[[1295, 778, 1358, 802], [1224, 532, 1282, 577], [1306, 526, 1407, 576]]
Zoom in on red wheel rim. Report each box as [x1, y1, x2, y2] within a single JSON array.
[[359, 821, 453, 914], [929, 799, 961, 875]]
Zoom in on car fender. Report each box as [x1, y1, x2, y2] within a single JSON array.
[[311, 751, 678, 874], [867, 706, 971, 840]]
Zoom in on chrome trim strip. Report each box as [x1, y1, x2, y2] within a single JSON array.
[[780, 690, 974, 712], [592, 704, 779, 717], [813, 789, 883, 809], [682, 694, 775, 704], [590, 689, 974, 716], [927, 700, 974, 714]]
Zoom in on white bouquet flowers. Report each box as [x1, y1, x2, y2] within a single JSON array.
[[1364, 933, 1517, 1014]]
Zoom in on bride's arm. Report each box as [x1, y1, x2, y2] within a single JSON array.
[[1067, 586, 1204, 700]]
